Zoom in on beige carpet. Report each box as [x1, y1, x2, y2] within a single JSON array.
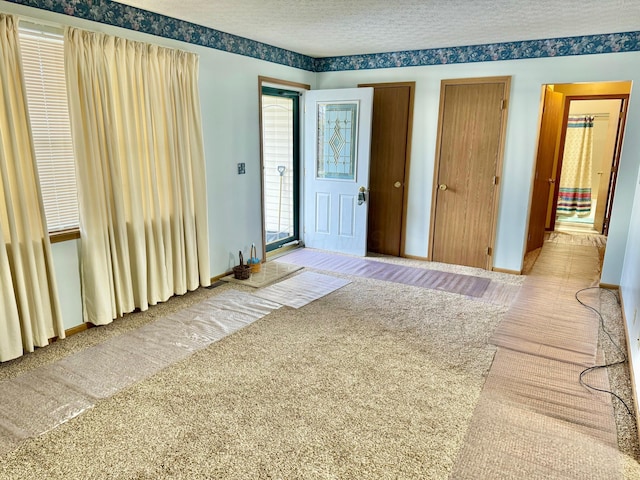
[[0, 267, 514, 479], [0, 248, 637, 478], [0, 290, 281, 456]]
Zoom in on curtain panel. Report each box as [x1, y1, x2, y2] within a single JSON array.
[[557, 115, 595, 217], [65, 27, 210, 326], [0, 14, 65, 362]]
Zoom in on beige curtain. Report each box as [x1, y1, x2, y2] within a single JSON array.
[[0, 14, 65, 362], [64, 27, 210, 326]]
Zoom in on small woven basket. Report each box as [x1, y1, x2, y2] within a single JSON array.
[[247, 244, 261, 273], [233, 251, 251, 280]]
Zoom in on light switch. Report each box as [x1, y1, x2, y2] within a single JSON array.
[[237, 163, 245, 174]]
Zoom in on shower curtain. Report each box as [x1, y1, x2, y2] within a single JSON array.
[[557, 115, 594, 217]]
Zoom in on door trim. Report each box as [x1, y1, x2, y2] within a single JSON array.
[[358, 81, 415, 257], [428, 76, 511, 269], [258, 76, 310, 261]]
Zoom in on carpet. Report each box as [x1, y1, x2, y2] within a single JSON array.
[[453, 240, 624, 479], [276, 248, 490, 297], [0, 290, 280, 456], [252, 271, 350, 308], [0, 267, 510, 479], [451, 349, 621, 480], [220, 261, 303, 288], [491, 243, 602, 365]]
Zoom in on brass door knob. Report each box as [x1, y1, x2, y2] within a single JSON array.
[[439, 184, 448, 191], [394, 181, 402, 188]]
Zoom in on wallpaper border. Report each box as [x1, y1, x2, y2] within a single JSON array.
[[315, 31, 640, 71], [6, 0, 640, 73], [6, 0, 317, 71]]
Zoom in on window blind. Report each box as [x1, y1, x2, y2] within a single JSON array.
[[19, 27, 79, 233]]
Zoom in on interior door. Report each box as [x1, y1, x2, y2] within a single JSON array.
[[303, 88, 373, 256], [363, 83, 413, 256], [594, 98, 627, 234], [526, 86, 563, 253], [430, 78, 510, 269]]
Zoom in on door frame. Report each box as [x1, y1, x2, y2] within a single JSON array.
[[549, 93, 629, 233], [428, 76, 511, 270], [258, 76, 310, 261], [358, 81, 415, 257]]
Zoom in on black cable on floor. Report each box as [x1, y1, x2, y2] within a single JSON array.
[[575, 286, 635, 417]]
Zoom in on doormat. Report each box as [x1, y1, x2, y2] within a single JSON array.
[[221, 261, 303, 288], [276, 249, 490, 297], [253, 271, 350, 309]]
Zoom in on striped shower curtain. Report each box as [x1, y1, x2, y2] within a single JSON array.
[[557, 115, 594, 217]]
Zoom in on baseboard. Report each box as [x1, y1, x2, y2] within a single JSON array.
[[402, 254, 428, 261], [492, 267, 522, 275], [64, 323, 89, 337], [599, 282, 620, 290], [618, 291, 640, 439], [210, 272, 230, 283]]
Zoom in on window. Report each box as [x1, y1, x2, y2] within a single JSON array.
[[19, 26, 79, 239]]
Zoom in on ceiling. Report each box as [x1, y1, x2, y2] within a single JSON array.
[[113, 0, 640, 58]]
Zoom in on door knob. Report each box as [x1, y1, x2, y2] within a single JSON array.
[[394, 181, 402, 188], [547, 178, 556, 184], [439, 184, 448, 191], [358, 186, 367, 205]]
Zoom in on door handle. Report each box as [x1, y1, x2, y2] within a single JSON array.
[[358, 186, 367, 205], [547, 178, 556, 184], [394, 181, 402, 188], [439, 184, 448, 191]]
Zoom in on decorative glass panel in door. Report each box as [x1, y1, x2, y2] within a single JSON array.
[[316, 102, 359, 180]]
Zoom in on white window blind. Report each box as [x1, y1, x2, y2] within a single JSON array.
[[19, 27, 79, 233]]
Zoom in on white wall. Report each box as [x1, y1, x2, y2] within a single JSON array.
[[316, 54, 640, 280], [2, 1, 640, 332], [621, 166, 640, 418], [50, 240, 82, 330], [0, 1, 316, 331]]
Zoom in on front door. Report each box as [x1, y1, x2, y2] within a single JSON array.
[[303, 88, 373, 256], [430, 78, 510, 269]]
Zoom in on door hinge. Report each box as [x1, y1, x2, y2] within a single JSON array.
[[486, 247, 492, 256], [492, 175, 499, 185], [501, 99, 507, 110]]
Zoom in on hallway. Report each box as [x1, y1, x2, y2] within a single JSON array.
[[452, 233, 639, 478]]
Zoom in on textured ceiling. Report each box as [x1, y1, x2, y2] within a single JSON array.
[[113, 0, 640, 58]]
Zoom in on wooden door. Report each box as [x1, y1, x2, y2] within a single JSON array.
[[594, 98, 627, 234], [526, 87, 563, 253], [430, 78, 510, 269], [361, 83, 414, 256]]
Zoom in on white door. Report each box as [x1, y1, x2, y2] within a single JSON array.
[[303, 88, 373, 256]]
